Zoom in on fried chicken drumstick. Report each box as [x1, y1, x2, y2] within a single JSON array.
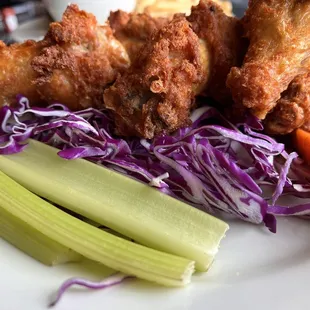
[[32, 4, 130, 110], [105, 15, 208, 138], [0, 4, 130, 110], [104, 0, 245, 138], [227, 0, 310, 121]]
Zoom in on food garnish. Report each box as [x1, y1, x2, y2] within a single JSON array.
[[0, 137, 228, 271], [294, 128, 310, 165], [0, 169, 198, 287], [1, 98, 310, 233]]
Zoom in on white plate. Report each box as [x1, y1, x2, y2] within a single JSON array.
[[1, 217, 310, 310]]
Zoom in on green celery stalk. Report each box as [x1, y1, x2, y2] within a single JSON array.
[[0, 139, 229, 271], [0, 170, 194, 286], [1, 206, 81, 266]]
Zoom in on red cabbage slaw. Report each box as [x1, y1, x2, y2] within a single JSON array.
[[1, 96, 310, 233], [49, 273, 132, 307]]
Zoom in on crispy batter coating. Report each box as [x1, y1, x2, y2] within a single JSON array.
[[108, 10, 168, 62], [0, 40, 48, 107], [264, 72, 310, 135], [104, 0, 245, 138], [31, 4, 130, 110], [104, 15, 208, 138], [187, 0, 246, 104], [227, 0, 310, 119]]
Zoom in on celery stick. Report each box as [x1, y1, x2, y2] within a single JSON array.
[[0, 170, 194, 286], [0, 139, 229, 271], [0, 207, 81, 266]]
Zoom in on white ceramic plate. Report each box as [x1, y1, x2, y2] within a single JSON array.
[[1, 217, 309, 310]]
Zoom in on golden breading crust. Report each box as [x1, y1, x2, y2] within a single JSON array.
[[104, 0, 247, 139], [227, 0, 310, 119], [264, 72, 310, 135], [187, 0, 246, 105], [108, 10, 168, 62], [104, 15, 207, 138], [0, 40, 48, 107], [31, 4, 130, 110]]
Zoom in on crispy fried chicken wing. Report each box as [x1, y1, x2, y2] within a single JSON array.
[[264, 72, 310, 135], [31, 4, 130, 110], [109, 10, 168, 62], [0, 4, 130, 110], [104, 15, 209, 138], [104, 0, 245, 138], [227, 0, 310, 119], [0, 40, 48, 107]]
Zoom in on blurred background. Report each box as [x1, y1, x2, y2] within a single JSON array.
[[0, 0, 248, 44]]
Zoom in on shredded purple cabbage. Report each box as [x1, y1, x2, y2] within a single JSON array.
[[49, 273, 132, 307], [1, 96, 310, 233]]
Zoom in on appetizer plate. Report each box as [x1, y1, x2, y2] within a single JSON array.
[[1, 217, 310, 310]]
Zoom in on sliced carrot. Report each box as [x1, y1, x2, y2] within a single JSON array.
[[294, 128, 310, 164]]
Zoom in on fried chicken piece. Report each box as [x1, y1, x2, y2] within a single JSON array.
[[0, 4, 130, 110], [187, 0, 246, 104], [104, 15, 209, 138], [109, 10, 168, 62], [227, 0, 310, 119], [264, 72, 310, 135], [31, 4, 130, 110], [104, 0, 245, 138], [0, 40, 48, 107]]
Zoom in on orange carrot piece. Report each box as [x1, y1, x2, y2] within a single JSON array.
[[294, 128, 310, 163]]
